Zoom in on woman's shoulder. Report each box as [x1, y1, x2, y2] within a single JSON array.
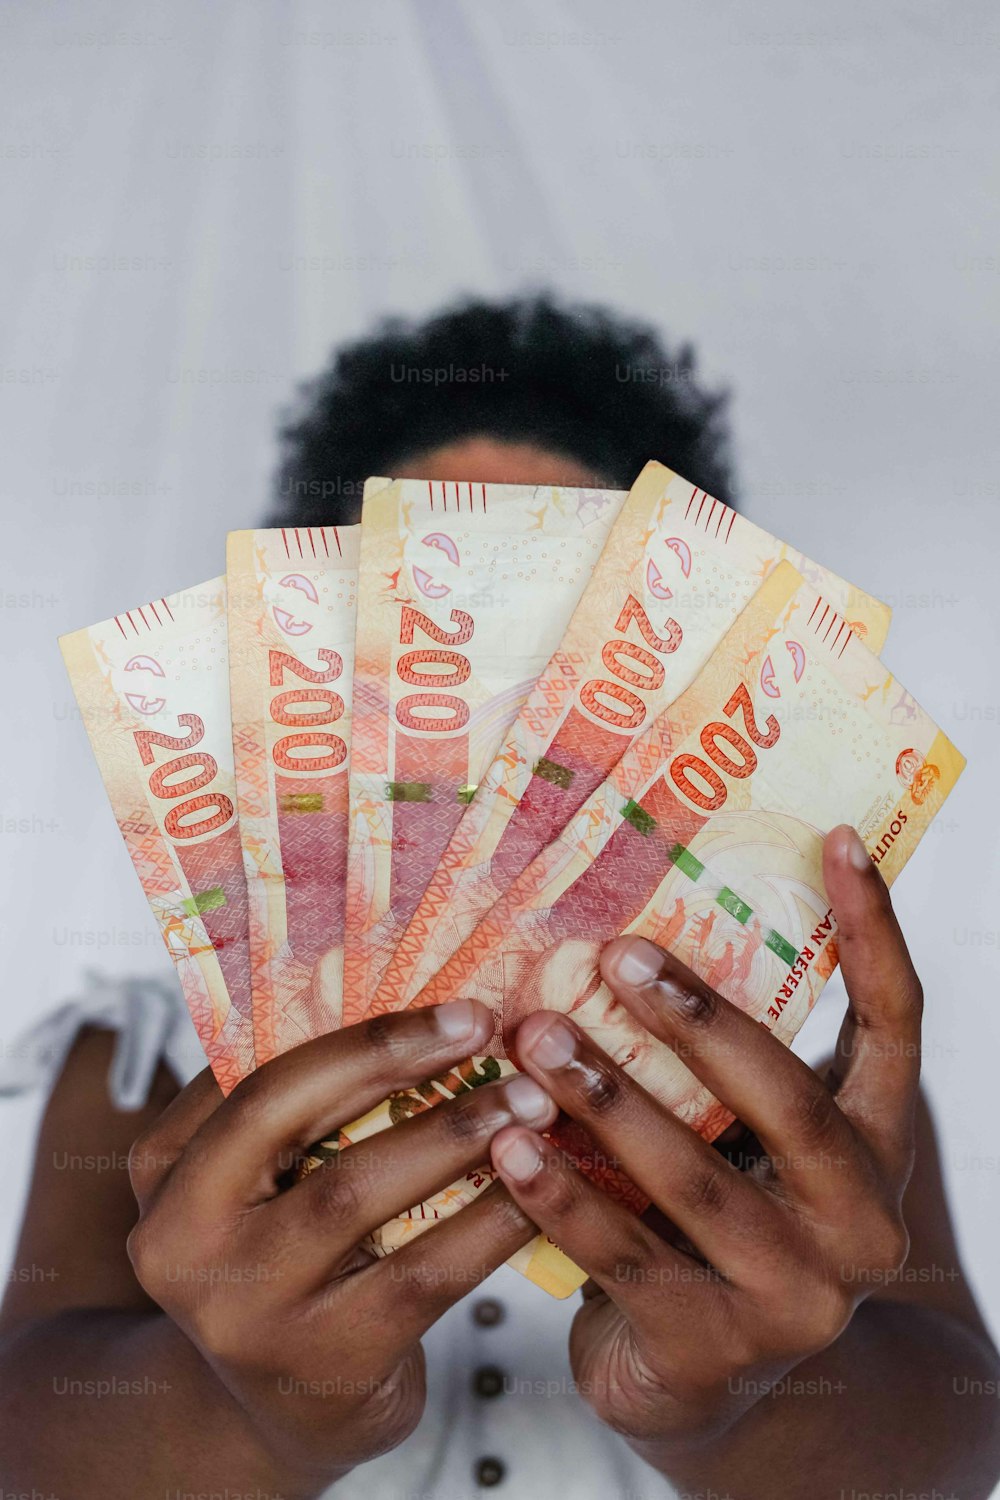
[[0, 970, 205, 1110]]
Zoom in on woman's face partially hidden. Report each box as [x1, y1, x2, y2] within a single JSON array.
[[393, 436, 607, 491]]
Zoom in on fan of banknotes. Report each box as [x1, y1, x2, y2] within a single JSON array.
[[61, 460, 964, 1296]]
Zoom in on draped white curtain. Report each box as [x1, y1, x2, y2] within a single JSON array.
[[2, 0, 998, 1335]]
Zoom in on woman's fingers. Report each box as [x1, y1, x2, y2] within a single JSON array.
[[128, 1066, 224, 1208], [597, 934, 859, 1206], [359, 1181, 538, 1350], [512, 1010, 786, 1283], [163, 999, 497, 1218], [266, 1072, 556, 1284], [490, 1126, 726, 1336], [822, 824, 923, 1172]]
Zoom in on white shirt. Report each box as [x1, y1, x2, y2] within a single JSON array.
[[0, 975, 675, 1499], [333, 1262, 674, 1500]]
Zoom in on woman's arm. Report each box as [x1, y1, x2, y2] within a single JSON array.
[[0, 1002, 555, 1497], [490, 827, 1000, 1500], [0, 1028, 307, 1494], [634, 1088, 1000, 1499]]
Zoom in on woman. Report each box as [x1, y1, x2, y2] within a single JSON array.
[[2, 297, 997, 1498]]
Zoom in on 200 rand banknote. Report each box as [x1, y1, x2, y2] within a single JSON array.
[[360, 562, 961, 1296], [61, 580, 255, 1091], [228, 524, 359, 1065], [342, 477, 627, 1020], [373, 461, 891, 1015]]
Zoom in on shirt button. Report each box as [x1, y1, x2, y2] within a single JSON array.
[[475, 1456, 506, 1487], [471, 1297, 505, 1328], [472, 1364, 506, 1398]]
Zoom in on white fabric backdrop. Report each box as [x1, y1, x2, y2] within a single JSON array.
[[1, 0, 998, 1372]]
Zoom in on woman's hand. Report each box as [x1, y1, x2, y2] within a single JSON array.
[[489, 825, 922, 1455], [127, 998, 555, 1487]]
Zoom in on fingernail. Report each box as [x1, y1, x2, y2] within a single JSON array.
[[523, 1013, 576, 1070], [609, 936, 664, 988], [504, 1074, 555, 1128], [493, 1128, 544, 1183], [843, 826, 872, 872], [434, 997, 478, 1041]]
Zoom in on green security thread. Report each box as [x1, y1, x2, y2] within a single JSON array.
[[386, 782, 431, 802], [182, 886, 226, 917], [534, 756, 574, 790], [668, 841, 704, 882], [279, 793, 324, 813], [716, 887, 752, 924], [621, 798, 657, 836], [765, 930, 799, 968], [385, 782, 478, 804], [614, 819, 800, 971]]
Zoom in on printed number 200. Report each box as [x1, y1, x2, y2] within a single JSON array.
[[669, 683, 780, 812], [395, 606, 474, 733]]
